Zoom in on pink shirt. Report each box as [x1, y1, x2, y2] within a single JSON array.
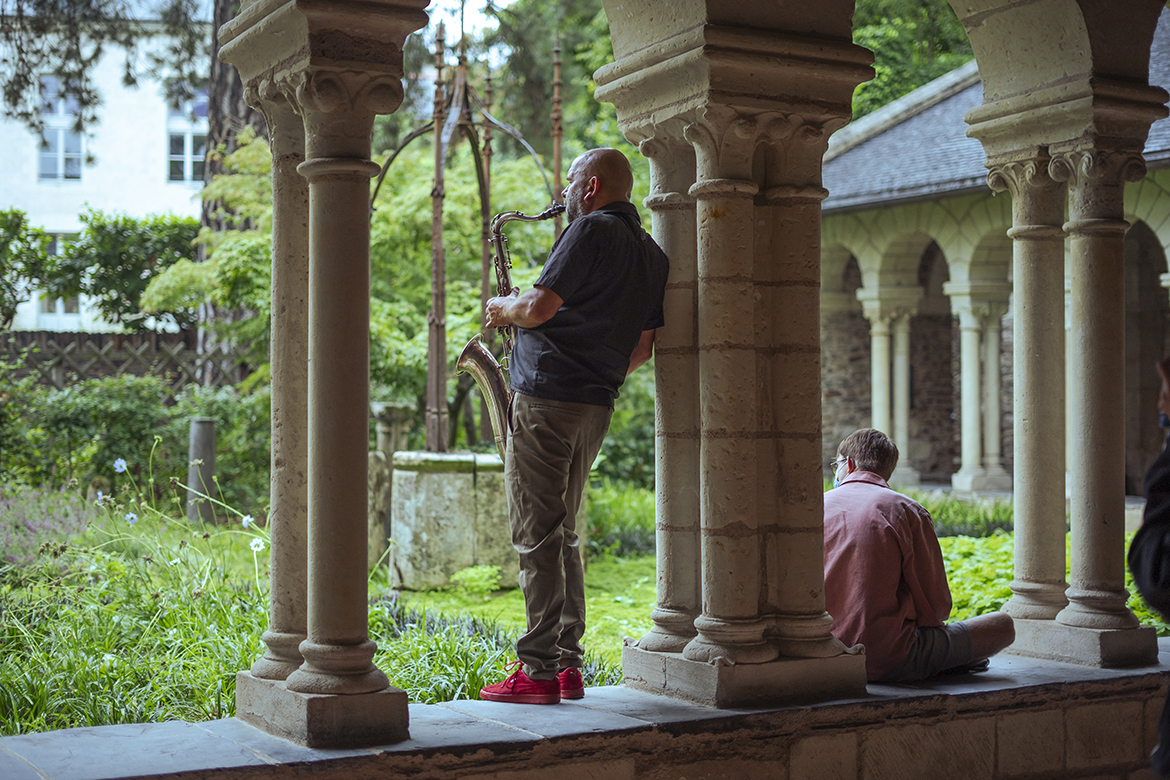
[[823, 471, 952, 680]]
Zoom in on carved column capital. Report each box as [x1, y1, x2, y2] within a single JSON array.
[[987, 156, 1055, 199], [1048, 148, 1147, 189]]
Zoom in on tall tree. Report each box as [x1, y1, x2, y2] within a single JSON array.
[[0, 0, 210, 135]]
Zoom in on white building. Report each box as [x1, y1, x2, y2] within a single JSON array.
[[1, 35, 209, 332]]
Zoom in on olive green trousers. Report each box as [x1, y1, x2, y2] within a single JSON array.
[[505, 392, 613, 680]]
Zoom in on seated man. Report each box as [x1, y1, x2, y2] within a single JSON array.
[[823, 428, 1015, 683]]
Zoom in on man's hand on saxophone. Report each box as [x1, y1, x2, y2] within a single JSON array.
[[484, 284, 563, 330]]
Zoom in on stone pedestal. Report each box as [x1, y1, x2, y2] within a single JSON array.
[[622, 645, 867, 709], [1005, 618, 1158, 668], [390, 452, 517, 589], [235, 672, 408, 748]]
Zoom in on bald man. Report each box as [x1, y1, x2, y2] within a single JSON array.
[[479, 148, 669, 704]]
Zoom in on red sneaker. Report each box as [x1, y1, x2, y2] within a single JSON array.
[[558, 667, 585, 700], [479, 663, 560, 704]]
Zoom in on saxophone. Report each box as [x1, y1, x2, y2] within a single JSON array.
[[458, 202, 566, 459]]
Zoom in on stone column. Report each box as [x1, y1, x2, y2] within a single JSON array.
[[249, 94, 309, 681], [283, 73, 395, 698], [987, 155, 1068, 623], [858, 288, 920, 445], [757, 119, 853, 661], [980, 303, 1012, 489], [867, 315, 892, 436], [681, 112, 776, 666], [1051, 148, 1151, 643], [955, 305, 985, 491], [218, 0, 428, 746], [890, 314, 919, 485], [635, 134, 701, 653], [945, 282, 1011, 494]]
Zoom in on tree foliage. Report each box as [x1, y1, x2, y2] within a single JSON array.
[[0, 0, 210, 135], [44, 210, 200, 331], [852, 0, 973, 117], [0, 209, 51, 327]]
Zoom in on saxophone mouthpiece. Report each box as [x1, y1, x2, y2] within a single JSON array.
[[543, 203, 567, 217]]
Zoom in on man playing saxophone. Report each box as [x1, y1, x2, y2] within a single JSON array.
[[478, 147, 669, 704]]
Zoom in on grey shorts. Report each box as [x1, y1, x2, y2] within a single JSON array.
[[878, 622, 975, 683]]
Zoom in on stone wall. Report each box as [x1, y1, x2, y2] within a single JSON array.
[[910, 313, 957, 482], [821, 308, 871, 469]]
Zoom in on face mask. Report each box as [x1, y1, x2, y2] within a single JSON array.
[[833, 459, 848, 489]]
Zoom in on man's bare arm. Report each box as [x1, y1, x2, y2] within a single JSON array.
[[484, 285, 563, 330], [627, 329, 655, 376]]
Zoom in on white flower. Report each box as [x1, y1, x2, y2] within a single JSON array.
[[241, 515, 253, 528], [169, 558, 180, 566], [249, 538, 266, 553], [114, 458, 127, 473], [125, 512, 138, 525]]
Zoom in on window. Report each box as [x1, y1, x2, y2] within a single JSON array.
[[36, 235, 80, 327], [38, 76, 82, 181], [167, 85, 209, 184], [168, 132, 207, 182]]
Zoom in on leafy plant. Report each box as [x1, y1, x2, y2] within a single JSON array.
[[584, 479, 655, 558], [0, 483, 96, 569], [0, 209, 51, 328], [449, 565, 502, 598], [43, 210, 200, 332]]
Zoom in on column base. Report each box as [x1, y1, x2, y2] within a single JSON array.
[[951, 467, 1011, 494], [889, 465, 920, 487], [973, 466, 1013, 492], [235, 671, 409, 748], [1002, 617, 1159, 668], [622, 644, 867, 708]]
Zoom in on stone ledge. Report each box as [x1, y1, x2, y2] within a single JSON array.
[[3, 647, 1169, 780]]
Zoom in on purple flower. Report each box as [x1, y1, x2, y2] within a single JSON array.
[[114, 458, 128, 474], [241, 515, 253, 529], [125, 512, 138, 525]]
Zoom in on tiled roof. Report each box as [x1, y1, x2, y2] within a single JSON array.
[[823, 11, 1170, 213]]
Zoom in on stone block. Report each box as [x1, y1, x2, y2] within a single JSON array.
[[997, 708, 1064, 777], [368, 450, 392, 571], [790, 732, 858, 780], [862, 717, 995, 780], [1146, 694, 1165, 757], [649, 759, 788, 780], [1007, 618, 1160, 667], [235, 672, 408, 749], [622, 644, 867, 708], [461, 759, 636, 780], [1130, 770, 1161, 780], [473, 454, 519, 588], [1067, 701, 1145, 770], [390, 452, 515, 590]]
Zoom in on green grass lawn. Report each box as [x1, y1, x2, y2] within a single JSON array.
[[393, 554, 657, 667]]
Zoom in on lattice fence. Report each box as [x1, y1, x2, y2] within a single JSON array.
[[2, 331, 252, 397]]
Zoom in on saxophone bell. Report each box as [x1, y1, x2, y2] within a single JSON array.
[[460, 203, 564, 459]]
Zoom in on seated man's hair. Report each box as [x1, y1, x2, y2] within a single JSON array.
[[838, 428, 899, 481]]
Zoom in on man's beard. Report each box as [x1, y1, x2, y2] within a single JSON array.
[[565, 192, 582, 223]]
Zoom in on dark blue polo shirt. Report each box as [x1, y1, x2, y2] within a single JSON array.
[[509, 201, 669, 408]]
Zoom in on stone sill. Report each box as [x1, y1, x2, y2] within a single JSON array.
[[3, 643, 1170, 780]]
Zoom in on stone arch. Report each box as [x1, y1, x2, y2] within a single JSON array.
[[951, 0, 1164, 152], [1126, 167, 1170, 255], [1125, 219, 1170, 495]]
